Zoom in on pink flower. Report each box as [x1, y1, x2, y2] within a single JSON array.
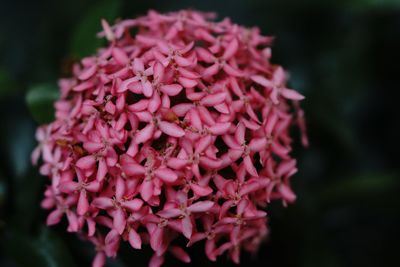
[[33, 9, 307, 267], [251, 66, 305, 104], [92, 177, 143, 234], [157, 191, 214, 238]]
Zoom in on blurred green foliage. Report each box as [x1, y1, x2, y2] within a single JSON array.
[[0, 0, 399, 267], [3, 226, 78, 267], [26, 83, 59, 123], [70, 0, 122, 57]]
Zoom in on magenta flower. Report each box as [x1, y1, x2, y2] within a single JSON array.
[[33, 9, 307, 267]]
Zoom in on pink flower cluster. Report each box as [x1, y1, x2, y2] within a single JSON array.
[[33, 10, 307, 267]]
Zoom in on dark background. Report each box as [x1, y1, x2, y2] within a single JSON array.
[[1, 0, 399, 266]]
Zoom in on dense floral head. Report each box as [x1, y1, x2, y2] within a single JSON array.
[[33, 9, 307, 267]]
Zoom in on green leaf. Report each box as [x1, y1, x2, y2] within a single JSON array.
[[11, 170, 44, 231], [26, 83, 59, 124], [0, 173, 6, 211], [2, 227, 77, 267], [317, 172, 399, 205], [2, 118, 36, 178], [0, 67, 17, 97], [346, 0, 400, 9], [69, 0, 122, 58], [0, 95, 41, 229], [34, 226, 78, 267], [2, 229, 47, 267]]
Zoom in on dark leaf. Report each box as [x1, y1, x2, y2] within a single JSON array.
[[34, 226, 78, 267], [69, 0, 122, 58], [2, 227, 77, 267], [318, 172, 399, 205], [26, 83, 59, 124], [0, 67, 17, 97]]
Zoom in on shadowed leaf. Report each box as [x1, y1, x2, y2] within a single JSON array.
[[2, 227, 77, 267], [69, 0, 122, 58], [26, 83, 59, 124]]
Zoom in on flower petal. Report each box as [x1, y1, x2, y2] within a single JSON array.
[[118, 77, 138, 93], [199, 156, 222, 169], [135, 123, 155, 144], [281, 88, 305, 101], [73, 80, 95, 92], [142, 80, 153, 97], [133, 58, 144, 72], [121, 198, 144, 212], [208, 122, 231, 135], [160, 84, 183, 96], [96, 157, 108, 181], [128, 99, 149, 112], [223, 63, 243, 77], [235, 122, 246, 144], [157, 208, 181, 218], [92, 252, 106, 267], [158, 121, 185, 137], [169, 246, 191, 263], [113, 208, 126, 235], [92, 197, 114, 209], [128, 229, 142, 249], [178, 77, 197, 88], [150, 227, 164, 252], [200, 92, 226, 106], [149, 254, 164, 267], [123, 162, 146, 176], [77, 189, 89, 215], [278, 183, 297, 202], [190, 184, 213, 197], [78, 64, 97, 80], [202, 63, 219, 77], [46, 209, 63, 225], [249, 138, 267, 152], [195, 135, 212, 155], [167, 158, 187, 170], [59, 181, 79, 193], [112, 47, 129, 65], [104, 229, 120, 257], [140, 179, 154, 201], [154, 167, 178, 183], [244, 155, 258, 177], [223, 38, 239, 60], [153, 61, 164, 81], [251, 75, 273, 87], [76, 155, 96, 169], [172, 103, 194, 116], [182, 216, 193, 239], [187, 201, 214, 213]]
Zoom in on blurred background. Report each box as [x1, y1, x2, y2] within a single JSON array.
[[0, 0, 399, 266]]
